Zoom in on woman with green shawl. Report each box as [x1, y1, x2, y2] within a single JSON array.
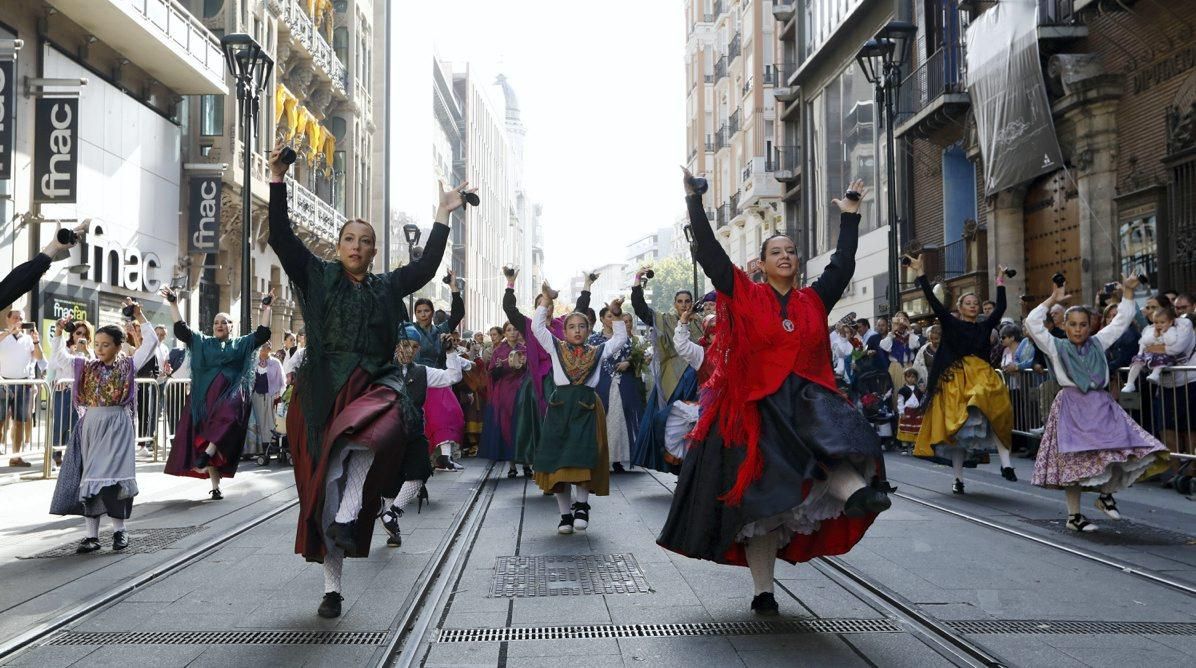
[[163, 287, 272, 500]]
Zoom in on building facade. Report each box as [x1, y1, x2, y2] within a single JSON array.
[[684, 0, 785, 278]]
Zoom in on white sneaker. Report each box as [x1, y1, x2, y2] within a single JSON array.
[[1146, 370, 1163, 383], [1121, 382, 1136, 394]]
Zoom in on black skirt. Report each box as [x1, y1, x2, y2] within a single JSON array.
[[657, 374, 883, 566]]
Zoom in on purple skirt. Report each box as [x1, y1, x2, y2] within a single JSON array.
[[1032, 387, 1166, 490]]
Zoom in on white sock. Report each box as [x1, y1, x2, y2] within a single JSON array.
[[826, 463, 867, 502], [554, 491, 573, 514], [85, 516, 100, 539], [111, 517, 125, 532], [204, 442, 217, 456], [951, 449, 965, 479], [334, 451, 375, 523], [745, 532, 779, 595], [997, 445, 1012, 469], [210, 469, 222, 490], [1065, 486, 1082, 515], [1123, 363, 1142, 387], [574, 485, 589, 505], [390, 480, 424, 513], [323, 547, 343, 594], [439, 443, 453, 457]]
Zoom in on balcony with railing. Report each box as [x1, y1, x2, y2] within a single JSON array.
[[1038, 0, 1086, 42], [714, 55, 728, 81], [773, 1, 796, 22], [773, 145, 802, 184], [46, 0, 224, 94], [741, 156, 782, 206], [774, 61, 799, 102], [762, 65, 777, 86], [705, 136, 715, 153], [729, 109, 741, 135], [895, 46, 969, 140], [285, 174, 343, 248], [273, 0, 348, 96], [728, 33, 742, 62], [715, 124, 729, 151], [712, 0, 726, 17], [729, 191, 740, 214], [716, 202, 733, 229]]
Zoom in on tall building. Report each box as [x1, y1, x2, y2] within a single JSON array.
[[624, 226, 676, 304], [683, 0, 785, 274], [0, 0, 224, 331]]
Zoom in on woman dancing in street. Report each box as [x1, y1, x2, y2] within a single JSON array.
[[658, 173, 890, 616], [530, 284, 627, 534], [908, 254, 1015, 493], [409, 276, 466, 471], [163, 288, 272, 500], [590, 307, 644, 473], [478, 321, 527, 477], [1027, 277, 1167, 531], [267, 146, 470, 618], [49, 300, 159, 553]]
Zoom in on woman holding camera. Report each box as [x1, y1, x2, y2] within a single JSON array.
[[49, 300, 159, 553], [1026, 277, 1166, 531], [658, 172, 890, 617], [162, 288, 272, 501], [478, 320, 527, 476], [908, 255, 1015, 493], [267, 145, 470, 619]]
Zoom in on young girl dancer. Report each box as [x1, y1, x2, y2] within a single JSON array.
[[908, 254, 1016, 492], [49, 300, 159, 553], [658, 173, 890, 616], [163, 287, 272, 500], [1027, 277, 1167, 531], [530, 285, 627, 534]]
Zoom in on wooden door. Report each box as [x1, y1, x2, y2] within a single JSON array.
[[1023, 171, 1081, 301]]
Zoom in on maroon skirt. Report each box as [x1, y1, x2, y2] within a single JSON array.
[[165, 374, 251, 479]]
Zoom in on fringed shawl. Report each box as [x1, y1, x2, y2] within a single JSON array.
[[187, 330, 259, 423]]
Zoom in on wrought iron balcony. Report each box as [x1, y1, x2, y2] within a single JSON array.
[[729, 109, 741, 135], [728, 33, 742, 62], [285, 174, 342, 248], [715, 124, 729, 151], [895, 46, 969, 139], [705, 137, 715, 152], [1039, 0, 1076, 24], [762, 65, 777, 86], [274, 0, 348, 95], [717, 203, 733, 229], [773, 145, 801, 184], [714, 55, 728, 81], [729, 191, 740, 213]]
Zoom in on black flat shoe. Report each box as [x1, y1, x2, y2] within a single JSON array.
[[326, 521, 357, 553], [952, 479, 965, 495], [507, 467, 518, 479], [612, 462, 625, 474], [750, 592, 779, 616], [1001, 467, 1017, 482], [380, 508, 402, 546], [843, 486, 892, 518], [112, 530, 129, 551], [317, 592, 343, 618], [209, 489, 223, 501], [76, 537, 101, 554], [522, 465, 533, 478]]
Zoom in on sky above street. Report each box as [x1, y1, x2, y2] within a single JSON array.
[[405, 0, 687, 288]]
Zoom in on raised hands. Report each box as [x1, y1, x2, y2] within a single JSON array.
[[678, 304, 694, 325], [831, 179, 867, 215], [609, 296, 625, 317], [438, 180, 478, 215]]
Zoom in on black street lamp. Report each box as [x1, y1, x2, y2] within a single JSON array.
[[222, 34, 274, 330], [683, 224, 698, 299], [403, 223, 422, 316], [856, 20, 915, 317]]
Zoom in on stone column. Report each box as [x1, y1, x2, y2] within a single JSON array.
[[986, 188, 1027, 318]]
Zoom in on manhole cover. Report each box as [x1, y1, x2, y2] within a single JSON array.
[[949, 619, 1196, 636], [488, 554, 651, 598], [48, 630, 387, 646], [19, 526, 206, 558], [436, 619, 901, 643], [1021, 519, 1196, 546]]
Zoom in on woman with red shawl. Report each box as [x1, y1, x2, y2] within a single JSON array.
[[267, 146, 472, 619], [479, 316, 527, 477], [658, 173, 892, 616]]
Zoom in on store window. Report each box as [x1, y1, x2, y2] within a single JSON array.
[[808, 61, 879, 256], [1119, 215, 1157, 286], [334, 27, 348, 64], [200, 95, 224, 136]]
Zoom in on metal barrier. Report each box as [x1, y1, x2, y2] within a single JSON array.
[[0, 376, 192, 480], [1000, 366, 1195, 462]]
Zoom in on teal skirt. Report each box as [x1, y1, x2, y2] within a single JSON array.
[[532, 383, 609, 495]]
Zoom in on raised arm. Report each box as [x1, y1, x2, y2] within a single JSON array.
[[504, 287, 528, 333], [531, 304, 557, 351], [630, 283, 656, 328], [600, 311, 629, 362], [173, 320, 196, 346], [1094, 280, 1138, 350], [390, 182, 474, 297], [442, 287, 465, 332], [131, 321, 160, 370], [266, 181, 315, 293], [0, 254, 51, 312], [809, 211, 862, 311], [685, 193, 735, 296], [426, 351, 465, 388]]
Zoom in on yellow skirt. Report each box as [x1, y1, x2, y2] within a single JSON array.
[[914, 356, 1013, 457]]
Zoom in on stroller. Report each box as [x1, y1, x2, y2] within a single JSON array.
[[852, 368, 898, 451]]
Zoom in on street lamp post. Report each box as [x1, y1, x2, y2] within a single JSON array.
[[856, 20, 915, 317], [684, 224, 698, 299], [221, 34, 274, 330], [403, 223, 422, 318]]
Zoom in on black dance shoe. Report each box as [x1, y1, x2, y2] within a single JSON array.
[[522, 465, 533, 478], [612, 462, 625, 474], [1001, 467, 1017, 482], [194, 451, 211, 470], [571, 502, 591, 531], [507, 467, 518, 479], [112, 530, 129, 551], [843, 486, 892, 518], [952, 479, 965, 495], [76, 537, 101, 554], [317, 592, 343, 618], [435, 455, 465, 471], [750, 592, 779, 616], [326, 521, 358, 553], [380, 508, 403, 547], [558, 513, 575, 535], [209, 489, 223, 501]]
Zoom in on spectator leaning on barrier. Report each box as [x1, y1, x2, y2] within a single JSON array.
[[0, 309, 42, 467]]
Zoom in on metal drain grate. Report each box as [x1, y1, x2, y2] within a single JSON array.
[[436, 619, 902, 643], [488, 554, 651, 597], [48, 630, 388, 646], [949, 620, 1196, 636], [19, 526, 206, 559], [1020, 519, 1196, 546]]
